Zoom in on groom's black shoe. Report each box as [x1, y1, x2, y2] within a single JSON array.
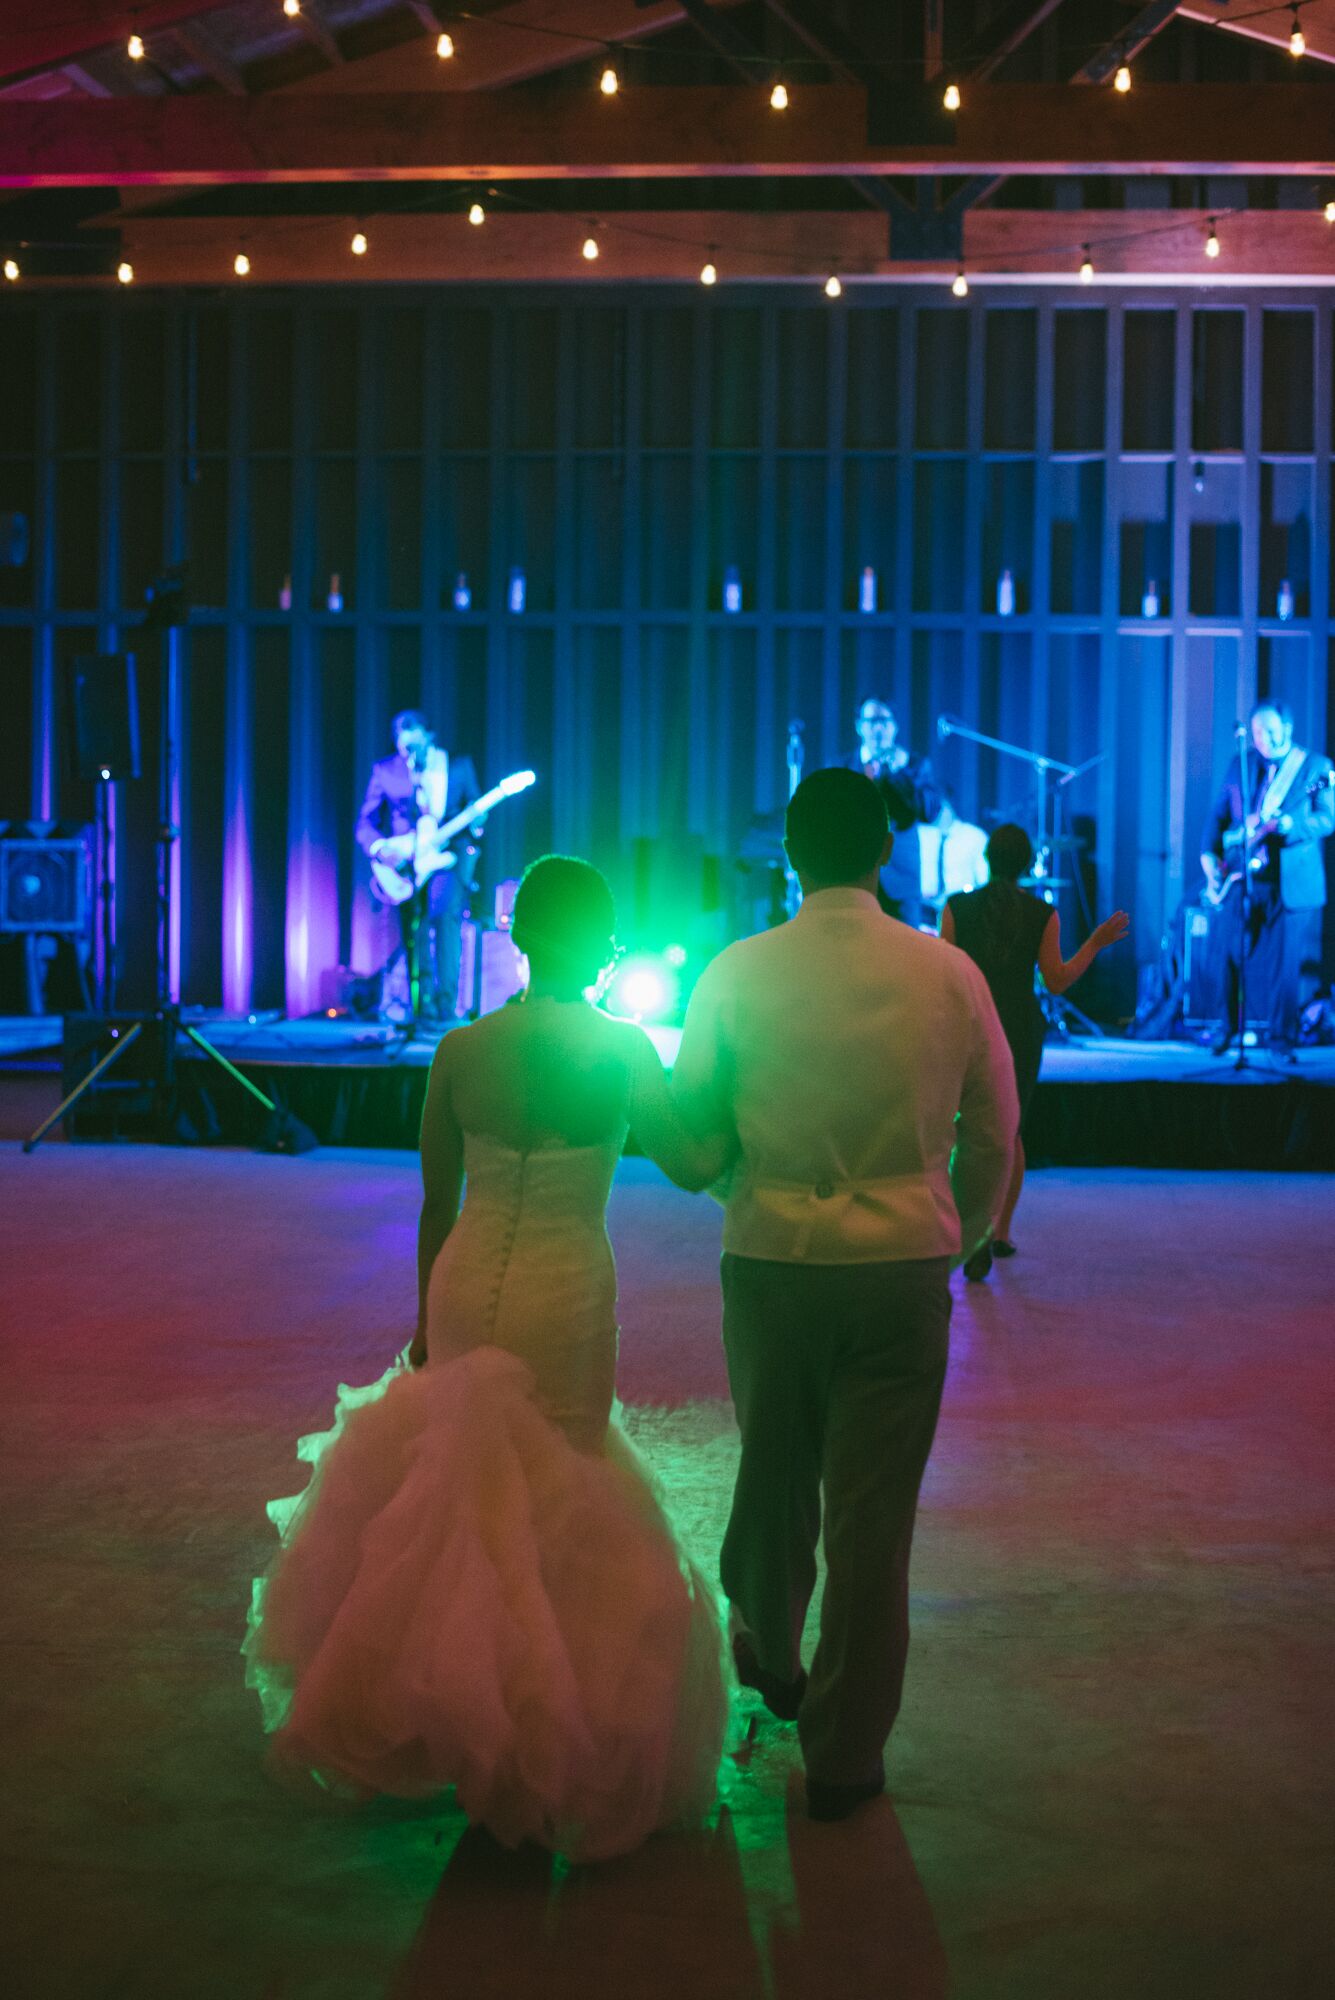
[[806, 1772, 886, 1822], [732, 1634, 807, 1722]]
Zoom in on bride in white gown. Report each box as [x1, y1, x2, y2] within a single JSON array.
[[244, 856, 734, 1861]]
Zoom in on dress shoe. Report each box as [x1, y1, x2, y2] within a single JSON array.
[[1266, 1038, 1298, 1066], [962, 1241, 993, 1283], [806, 1772, 886, 1822], [1209, 1028, 1233, 1057], [992, 1239, 1017, 1259], [732, 1633, 807, 1722]]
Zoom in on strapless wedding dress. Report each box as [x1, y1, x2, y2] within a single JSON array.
[[243, 1134, 730, 1861]]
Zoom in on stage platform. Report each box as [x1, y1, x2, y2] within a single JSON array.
[[3, 1013, 1333, 1169]]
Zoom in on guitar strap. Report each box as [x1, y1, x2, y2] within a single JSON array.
[[1258, 745, 1305, 823]]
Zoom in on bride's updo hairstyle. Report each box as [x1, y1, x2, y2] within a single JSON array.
[[511, 854, 617, 992]]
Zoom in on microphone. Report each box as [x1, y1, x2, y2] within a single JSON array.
[[937, 715, 955, 742], [1234, 720, 1248, 739]]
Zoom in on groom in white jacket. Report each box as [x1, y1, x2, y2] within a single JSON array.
[[673, 766, 1017, 1820]]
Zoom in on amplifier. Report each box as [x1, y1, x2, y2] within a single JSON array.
[[1182, 904, 1221, 1026]]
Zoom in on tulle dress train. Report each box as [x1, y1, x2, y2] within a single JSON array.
[[243, 1134, 731, 1862]]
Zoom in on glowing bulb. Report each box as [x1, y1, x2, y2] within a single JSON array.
[[1079, 247, 1094, 283], [234, 252, 250, 276], [1326, 201, 1335, 224], [436, 31, 454, 59], [127, 34, 145, 60], [117, 260, 134, 285], [351, 231, 368, 256], [599, 64, 619, 96], [824, 274, 842, 299], [1289, 8, 1305, 57], [3, 258, 18, 283], [700, 259, 717, 286], [284, 0, 301, 17], [467, 201, 485, 226], [1205, 219, 1220, 259], [582, 233, 599, 261], [770, 80, 789, 111], [951, 269, 968, 298], [1113, 64, 1131, 93], [943, 82, 960, 112]]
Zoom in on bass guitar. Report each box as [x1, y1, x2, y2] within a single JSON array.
[[370, 768, 536, 907], [1203, 770, 1332, 908]]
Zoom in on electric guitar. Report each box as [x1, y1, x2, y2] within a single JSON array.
[[370, 769, 536, 907], [1203, 770, 1332, 908]]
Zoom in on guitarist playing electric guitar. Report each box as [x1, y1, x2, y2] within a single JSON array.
[[1200, 701, 1334, 1060], [355, 711, 483, 1027]]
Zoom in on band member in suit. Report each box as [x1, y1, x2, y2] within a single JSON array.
[[1200, 701, 1334, 1059], [355, 711, 481, 1025], [846, 698, 941, 928]]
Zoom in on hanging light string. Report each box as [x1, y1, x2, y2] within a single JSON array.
[[8, 195, 1266, 288]]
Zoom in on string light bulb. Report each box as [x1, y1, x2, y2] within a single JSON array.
[[436, 31, 454, 59], [117, 261, 134, 285], [599, 62, 619, 96], [951, 268, 969, 298], [943, 82, 961, 112], [1289, 6, 1306, 57], [770, 78, 789, 111], [1204, 217, 1220, 259], [283, 0, 301, 17], [700, 257, 717, 286], [824, 274, 842, 299], [3, 258, 18, 283], [1113, 63, 1131, 93], [581, 229, 600, 261], [127, 33, 145, 60], [1325, 200, 1335, 224], [467, 200, 485, 226], [351, 230, 368, 257], [234, 251, 251, 276], [1079, 245, 1094, 283]]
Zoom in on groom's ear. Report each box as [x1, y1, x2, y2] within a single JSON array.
[[880, 830, 895, 867]]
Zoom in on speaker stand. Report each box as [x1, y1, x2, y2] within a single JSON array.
[[22, 1005, 317, 1155]]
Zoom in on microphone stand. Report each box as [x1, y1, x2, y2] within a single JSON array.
[[936, 714, 1103, 1039], [784, 719, 805, 919], [1233, 722, 1252, 1072]]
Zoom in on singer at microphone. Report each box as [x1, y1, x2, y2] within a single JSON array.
[[355, 708, 483, 1028], [1199, 700, 1334, 1058], [845, 696, 942, 927]]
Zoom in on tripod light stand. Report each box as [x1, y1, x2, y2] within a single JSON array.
[[25, 578, 315, 1154]]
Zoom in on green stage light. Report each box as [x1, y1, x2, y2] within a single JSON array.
[[609, 955, 675, 1023]]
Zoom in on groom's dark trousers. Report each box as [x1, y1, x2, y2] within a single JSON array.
[[720, 1253, 952, 1787]]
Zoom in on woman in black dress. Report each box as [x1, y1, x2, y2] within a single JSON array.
[[941, 824, 1128, 1279]]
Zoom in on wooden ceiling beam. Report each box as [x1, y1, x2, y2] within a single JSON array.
[[3, 84, 1334, 187], [0, 4, 234, 89], [172, 20, 248, 97], [86, 206, 1335, 284], [281, 1, 724, 96], [287, 2, 345, 71]]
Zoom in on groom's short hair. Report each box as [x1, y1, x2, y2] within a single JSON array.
[[785, 768, 889, 885]]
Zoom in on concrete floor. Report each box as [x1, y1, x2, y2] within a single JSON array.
[[1, 1144, 1332, 2000]]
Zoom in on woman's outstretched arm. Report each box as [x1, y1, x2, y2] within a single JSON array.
[[1037, 907, 1130, 995], [413, 1037, 466, 1362], [626, 1026, 735, 1193]]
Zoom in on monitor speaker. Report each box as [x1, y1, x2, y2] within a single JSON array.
[[66, 654, 141, 783]]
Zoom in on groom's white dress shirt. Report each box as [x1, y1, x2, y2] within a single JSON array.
[[673, 888, 1018, 1264]]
